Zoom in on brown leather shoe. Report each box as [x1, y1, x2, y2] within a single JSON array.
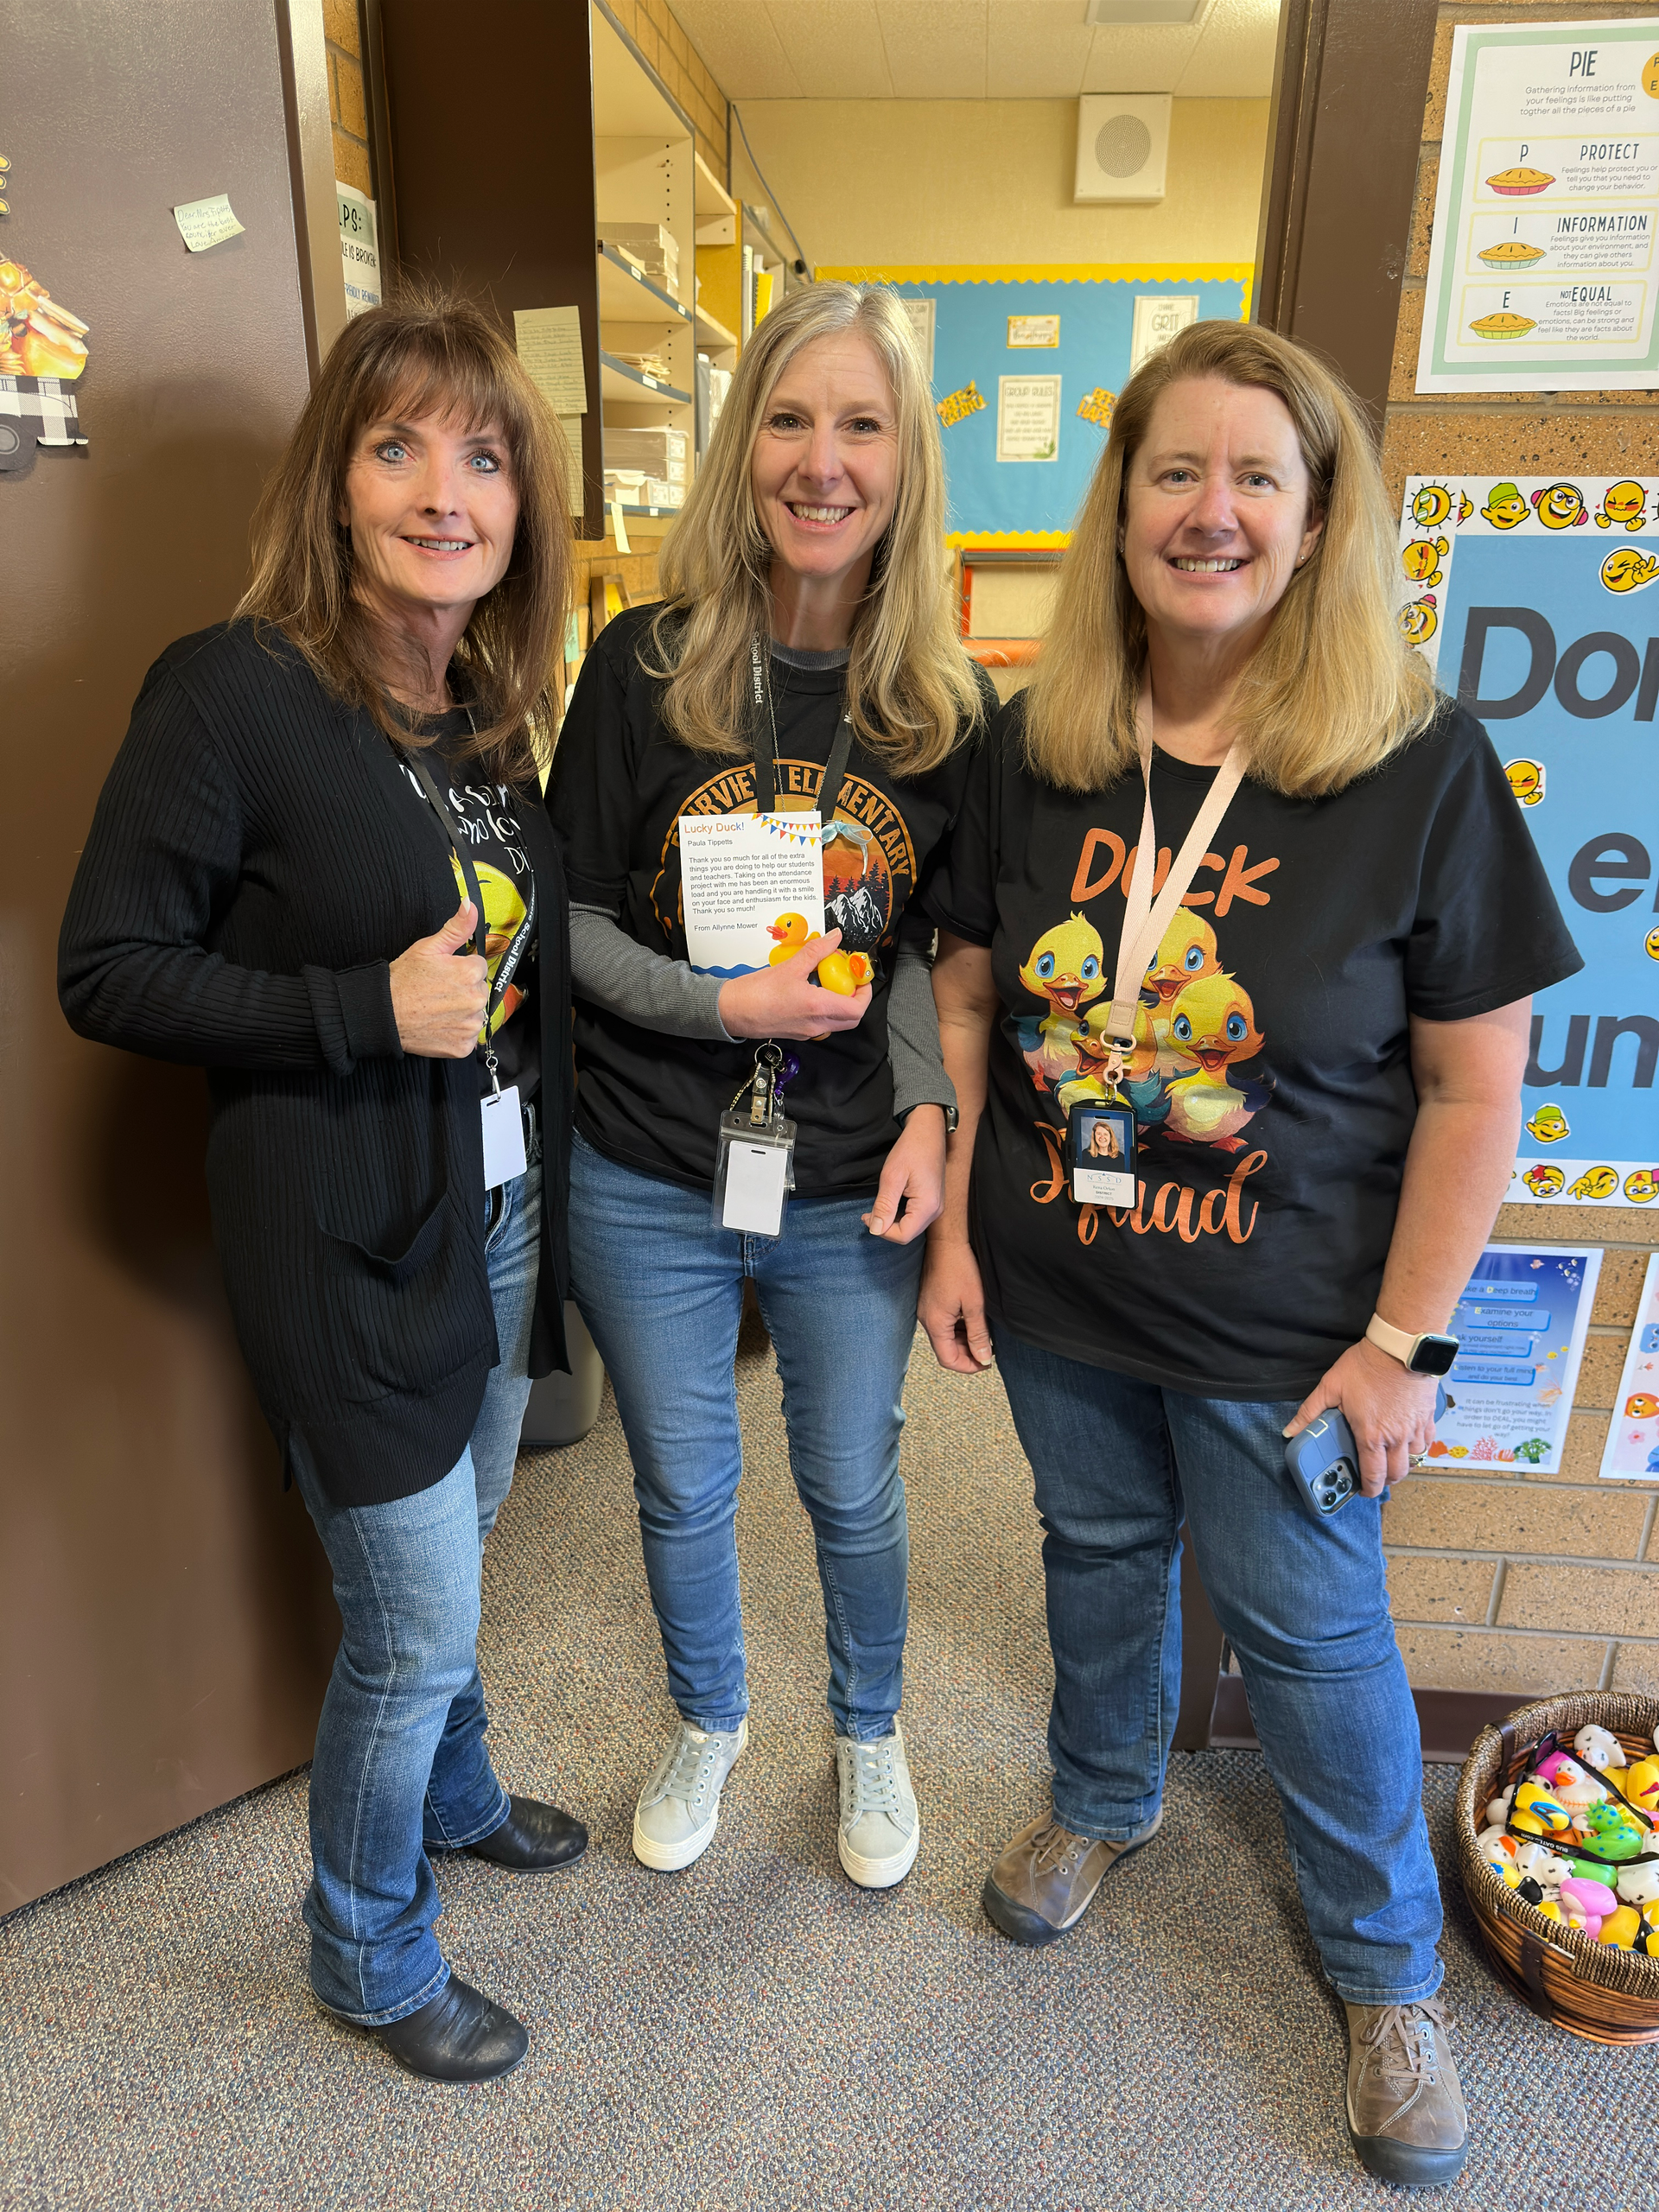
[[1344, 1998, 1468, 2190], [982, 1810, 1162, 1946]]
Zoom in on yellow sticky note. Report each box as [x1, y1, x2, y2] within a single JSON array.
[[513, 306, 588, 415], [173, 194, 245, 253], [609, 498, 632, 555]]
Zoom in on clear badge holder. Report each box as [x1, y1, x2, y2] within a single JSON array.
[[714, 1045, 798, 1238]]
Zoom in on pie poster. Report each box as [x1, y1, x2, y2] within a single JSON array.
[[677, 810, 823, 978], [1601, 1252, 1659, 1479], [1428, 1244, 1602, 1475], [1418, 21, 1659, 392], [1398, 474, 1659, 1210]]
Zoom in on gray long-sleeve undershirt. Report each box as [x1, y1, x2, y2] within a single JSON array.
[[567, 903, 957, 1122]]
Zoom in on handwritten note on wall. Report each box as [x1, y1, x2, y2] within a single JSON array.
[[173, 195, 245, 253]]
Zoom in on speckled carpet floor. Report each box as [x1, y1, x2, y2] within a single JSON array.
[[3, 1324, 1652, 2211]]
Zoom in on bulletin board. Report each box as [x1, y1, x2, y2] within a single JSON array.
[[818, 263, 1252, 545]]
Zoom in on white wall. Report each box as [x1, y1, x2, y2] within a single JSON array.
[[737, 98, 1271, 271]]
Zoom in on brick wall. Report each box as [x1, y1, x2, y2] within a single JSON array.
[[1378, 0, 1659, 1699], [326, 0, 371, 197]]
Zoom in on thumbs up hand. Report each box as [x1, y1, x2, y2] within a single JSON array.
[[389, 900, 488, 1058]]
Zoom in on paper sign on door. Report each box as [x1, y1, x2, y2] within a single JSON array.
[[678, 810, 825, 977]]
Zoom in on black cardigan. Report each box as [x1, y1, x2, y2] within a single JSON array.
[[58, 621, 571, 1506]]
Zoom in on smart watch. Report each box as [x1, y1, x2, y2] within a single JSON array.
[[1365, 1313, 1459, 1376], [898, 1102, 959, 1132]]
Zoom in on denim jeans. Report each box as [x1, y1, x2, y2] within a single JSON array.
[[297, 1160, 540, 2026], [994, 1327, 1443, 2005], [569, 1132, 922, 1742]]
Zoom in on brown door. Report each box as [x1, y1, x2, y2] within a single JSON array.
[[0, 0, 339, 1912]]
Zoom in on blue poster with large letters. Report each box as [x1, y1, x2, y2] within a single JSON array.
[[1399, 474, 1658, 1211]]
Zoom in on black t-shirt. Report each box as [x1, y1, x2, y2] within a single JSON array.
[[548, 604, 981, 1195], [924, 695, 1583, 1401], [400, 711, 541, 1103]]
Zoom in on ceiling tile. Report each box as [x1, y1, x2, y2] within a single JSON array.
[[668, 0, 806, 98], [764, 0, 894, 99], [1174, 0, 1280, 97], [984, 0, 1096, 99], [1081, 22, 1203, 93], [876, 1, 988, 99]]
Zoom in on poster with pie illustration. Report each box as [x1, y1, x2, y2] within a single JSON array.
[[1418, 20, 1659, 391]]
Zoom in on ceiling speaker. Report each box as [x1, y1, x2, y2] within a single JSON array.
[[1075, 94, 1171, 204]]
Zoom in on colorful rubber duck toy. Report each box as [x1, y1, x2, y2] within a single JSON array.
[[1512, 1777, 1573, 1834], [1536, 1753, 1609, 1819], [1616, 1860, 1659, 1909], [1621, 1756, 1659, 1814], [1558, 1875, 1618, 1936], [1573, 1724, 1629, 1773], [766, 912, 810, 964], [1483, 1783, 1516, 1829], [1598, 1903, 1643, 1948], [1580, 1801, 1647, 1863]]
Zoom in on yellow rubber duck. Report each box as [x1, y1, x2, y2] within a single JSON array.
[[766, 912, 810, 964]]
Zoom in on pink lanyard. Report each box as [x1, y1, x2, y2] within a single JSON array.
[[1096, 684, 1245, 1092]]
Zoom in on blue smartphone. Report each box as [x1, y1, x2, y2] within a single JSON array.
[[1285, 1384, 1448, 1519]]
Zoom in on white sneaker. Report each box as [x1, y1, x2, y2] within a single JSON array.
[[835, 1722, 919, 1889], [632, 1718, 748, 1872]]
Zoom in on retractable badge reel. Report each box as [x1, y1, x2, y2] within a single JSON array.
[[714, 1045, 798, 1238]]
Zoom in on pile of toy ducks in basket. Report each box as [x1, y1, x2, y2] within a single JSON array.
[[1477, 1724, 1659, 1952]]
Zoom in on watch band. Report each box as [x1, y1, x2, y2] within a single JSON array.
[[1365, 1314, 1420, 1366]]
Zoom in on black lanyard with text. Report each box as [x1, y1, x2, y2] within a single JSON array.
[[748, 632, 855, 828]]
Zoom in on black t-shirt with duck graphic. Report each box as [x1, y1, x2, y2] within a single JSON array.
[[923, 693, 1582, 1401], [548, 606, 979, 1195]]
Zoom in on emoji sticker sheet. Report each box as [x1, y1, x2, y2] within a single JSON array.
[[1418, 21, 1659, 393], [1430, 1244, 1603, 1475], [1601, 1252, 1659, 1480], [1399, 475, 1659, 1208]]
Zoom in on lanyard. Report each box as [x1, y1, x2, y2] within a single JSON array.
[[403, 744, 537, 1079], [1096, 682, 1245, 1090], [748, 632, 855, 829]]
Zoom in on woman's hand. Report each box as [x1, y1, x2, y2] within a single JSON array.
[[718, 928, 873, 1040], [1283, 1337, 1440, 1498], [920, 1235, 994, 1374], [861, 1105, 946, 1243], [390, 899, 488, 1058]]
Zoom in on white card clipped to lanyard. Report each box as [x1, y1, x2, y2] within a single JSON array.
[[1069, 683, 1245, 1205], [403, 744, 537, 1190], [715, 1042, 798, 1236]]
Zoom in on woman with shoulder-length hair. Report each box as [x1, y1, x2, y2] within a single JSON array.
[[60, 293, 588, 2083], [549, 280, 989, 1890], [919, 320, 1580, 2187]]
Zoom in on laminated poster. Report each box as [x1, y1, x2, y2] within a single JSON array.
[[996, 376, 1061, 463], [1431, 1243, 1602, 1475], [1418, 21, 1659, 393], [338, 184, 381, 319], [1398, 473, 1659, 1209], [677, 811, 823, 979], [1601, 1252, 1659, 1480]]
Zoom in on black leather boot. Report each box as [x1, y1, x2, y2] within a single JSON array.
[[465, 1795, 588, 1872], [371, 1976, 528, 2082]]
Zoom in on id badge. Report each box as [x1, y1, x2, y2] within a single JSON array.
[[480, 1084, 527, 1190], [714, 1109, 796, 1237], [1067, 1101, 1135, 1207]]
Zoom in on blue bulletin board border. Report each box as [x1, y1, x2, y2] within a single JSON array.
[[818, 263, 1254, 546]]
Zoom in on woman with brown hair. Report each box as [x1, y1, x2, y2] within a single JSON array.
[[919, 320, 1580, 2186], [60, 295, 583, 2083]]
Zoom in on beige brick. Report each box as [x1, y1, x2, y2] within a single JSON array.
[[1495, 1204, 1659, 1247], [332, 130, 371, 197], [1548, 1408, 1624, 1487], [334, 50, 367, 139], [1499, 1562, 1659, 1638], [1385, 1554, 1497, 1625], [1579, 1335, 1630, 1409], [1382, 1480, 1647, 1557], [666, 11, 689, 66], [1595, 1248, 1657, 1331], [1408, 149, 1437, 282], [323, 0, 360, 58], [1395, 1625, 1602, 1694], [1611, 1643, 1659, 1697], [634, 17, 659, 70]]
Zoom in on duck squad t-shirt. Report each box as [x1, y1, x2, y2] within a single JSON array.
[[548, 606, 976, 1195], [923, 696, 1583, 1401]]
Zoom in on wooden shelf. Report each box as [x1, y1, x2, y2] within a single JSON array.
[[597, 245, 690, 326], [694, 149, 736, 245], [600, 351, 691, 405], [695, 304, 738, 351]]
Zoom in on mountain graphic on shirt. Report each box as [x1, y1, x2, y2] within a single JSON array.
[[826, 880, 887, 954]]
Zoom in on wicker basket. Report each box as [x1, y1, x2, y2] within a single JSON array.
[[1457, 1689, 1659, 2044]]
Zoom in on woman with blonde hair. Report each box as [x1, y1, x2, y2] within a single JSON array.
[[918, 321, 1580, 2186], [60, 295, 588, 2083], [550, 280, 988, 1888]]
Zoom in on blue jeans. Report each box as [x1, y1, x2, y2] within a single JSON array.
[[297, 1161, 541, 2026], [569, 1132, 921, 1742], [994, 1328, 1443, 2005]]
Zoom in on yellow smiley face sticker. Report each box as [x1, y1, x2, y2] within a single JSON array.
[[1643, 50, 1659, 99], [1504, 758, 1544, 804], [1646, 925, 1659, 961]]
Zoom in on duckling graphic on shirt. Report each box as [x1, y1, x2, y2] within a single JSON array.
[[1140, 910, 1224, 1077], [1055, 997, 1169, 1128], [1014, 913, 1106, 1090], [1161, 971, 1274, 1152]]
